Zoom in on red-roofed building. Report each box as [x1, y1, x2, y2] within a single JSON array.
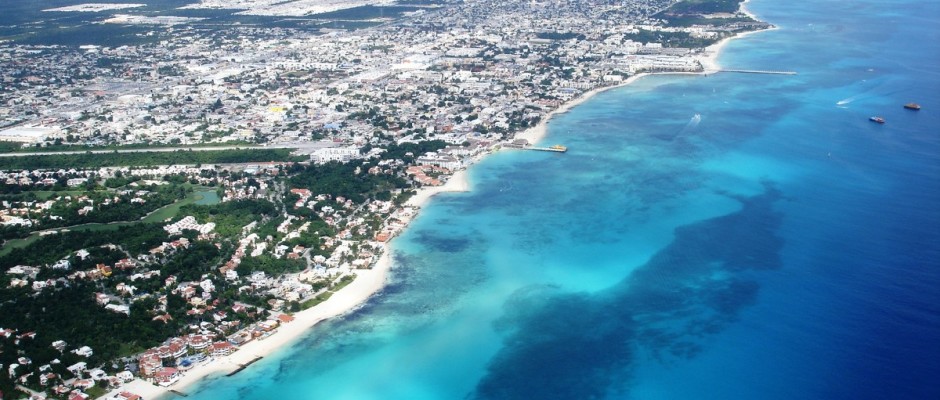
[[39, 372, 58, 386], [154, 368, 180, 386], [115, 258, 137, 270], [17, 331, 36, 340], [290, 188, 312, 198], [72, 379, 94, 389], [187, 334, 212, 351], [210, 341, 236, 357], [117, 392, 142, 400], [156, 338, 187, 360], [68, 392, 89, 400], [96, 264, 112, 277]]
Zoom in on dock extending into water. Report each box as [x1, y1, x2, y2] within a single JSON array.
[[717, 69, 797, 75], [520, 145, 568, 153], [226, 356, 263, 377]]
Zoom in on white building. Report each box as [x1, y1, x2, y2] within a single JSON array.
[[72, 346, 93, 358], [415, 153, 461, 170], [0, 126, 58, 143], [311, 146, 360, 163]]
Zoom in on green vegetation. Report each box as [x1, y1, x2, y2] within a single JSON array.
[[176, 199, 279, 238], [0, 224, 167, 268], [378, 140, 447, 162], [625, 30, 719, 48], [662, 15, 756, 27], [0, 141, 24, 153], [85, 385, 108, 398], [0, 285, 180, 379], [159, 240, 224, 282], [0, 148, 299, 170], [0, 139, 415, 393], [236, 254, 306, 276], [142, 189, 218, 223], [536, 32, 586, 41], [34, 190, 87, 200], [87, 141, 257, 151], [299, 275, 356, 310], [0, 230, 41, 256], [287, 161, 408, 203], [331, 274, 356, 291], [656, 0, 767, 29], [0, 187, 219, 254], [661, 0, 743, 14], [309, 4, 424, 21], [300, 291, 334, 310], [0, 183, 197, 241]]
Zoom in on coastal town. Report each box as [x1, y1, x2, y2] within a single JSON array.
[[0, 0, 768, 399]]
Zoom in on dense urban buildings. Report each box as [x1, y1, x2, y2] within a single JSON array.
[[0, 1, 768, 399]]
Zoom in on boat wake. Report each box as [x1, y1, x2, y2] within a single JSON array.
[[836, 77, 910, 108], [656, 114, 701, 141], [678, 113, 702, 134]]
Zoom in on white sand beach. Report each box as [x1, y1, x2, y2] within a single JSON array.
[[515, 73, 650, 145], [106, 9, 771, 398], [108, 174, 467, 400], [699, 0, 776, 72], [518, 0, 772, 145], [405, 169, 471, 208], [109, 249, 395, 400]]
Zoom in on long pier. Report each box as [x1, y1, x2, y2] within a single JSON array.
[[520, 146, 567, 153], [226, 356, 263, 377], [718, 69, 797, 75]]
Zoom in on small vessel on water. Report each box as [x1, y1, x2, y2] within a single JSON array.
[[904, 103, 921, 110], [869, 116, 885, 124]]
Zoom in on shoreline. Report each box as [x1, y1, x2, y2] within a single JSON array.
[[405, 169, 471, 208], [517, 0, 773, 146], [109, 172, 470, 400], [113, 246, 397, 400], [515, 73, 651, 145], [106, 4, 771, 399]]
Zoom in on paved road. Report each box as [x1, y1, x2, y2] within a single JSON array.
[[0, 141, 339, 157]]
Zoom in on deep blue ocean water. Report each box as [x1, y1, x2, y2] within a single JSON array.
[[189, 0, 940, 398]]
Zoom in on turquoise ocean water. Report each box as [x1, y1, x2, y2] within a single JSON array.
[[190, 0, 940, 398]]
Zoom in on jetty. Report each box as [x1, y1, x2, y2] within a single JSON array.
[[521, 145, 567, 153], [226, 356, 263, 377], [717, 69, 797, 75], [169, 390, 189, 397], [504, 139, 568, 153]]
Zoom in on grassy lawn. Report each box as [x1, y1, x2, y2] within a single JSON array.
[[142, 188, 219, 223], [142, 192, 201, 223], [300, 275, 358, 310], [32, 190, 88, 200], [0, 233, 41, 257], [0, 188, 222, 255], [85, 385, 108, 399]]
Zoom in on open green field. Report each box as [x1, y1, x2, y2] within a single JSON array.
[[0, 188, 221, 256], [143, 189, 219, 223]]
